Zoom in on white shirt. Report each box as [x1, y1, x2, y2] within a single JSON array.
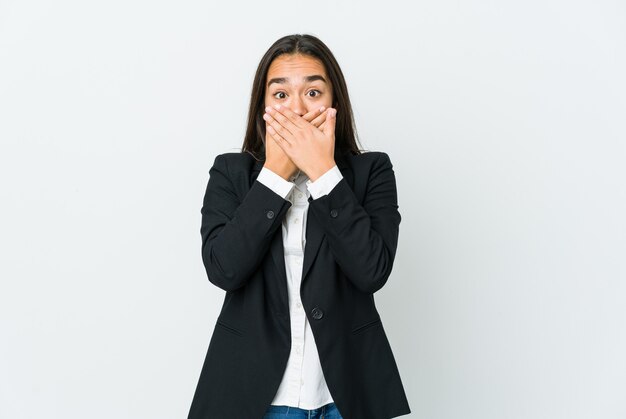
[[256, 164, 344, 409]]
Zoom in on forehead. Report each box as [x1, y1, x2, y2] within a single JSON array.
[[266, 54, 327, 80]]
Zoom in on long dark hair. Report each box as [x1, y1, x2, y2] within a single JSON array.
[[241, 34, 364, 161]]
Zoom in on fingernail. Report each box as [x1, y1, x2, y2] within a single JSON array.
[[320, 106, 326, 112], [265, 106, 271, 113]]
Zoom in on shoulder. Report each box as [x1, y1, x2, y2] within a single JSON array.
[[344, 150, 395, 173], [210, 151, 260, 173], [355, 150, 393, 163], [212, 151, 255, 164]]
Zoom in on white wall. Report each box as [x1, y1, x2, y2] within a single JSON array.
[[1, 1, 625, 418]]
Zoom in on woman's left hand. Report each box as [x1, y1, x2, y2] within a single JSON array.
[[263, 104, 337, 182]]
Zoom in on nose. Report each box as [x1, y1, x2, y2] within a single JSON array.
[[289, 96, 306, 116]]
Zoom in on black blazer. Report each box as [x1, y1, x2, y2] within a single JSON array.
[[188, 150, 411, 419]]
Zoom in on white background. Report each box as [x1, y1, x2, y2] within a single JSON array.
[[1, 1, 625, 418]]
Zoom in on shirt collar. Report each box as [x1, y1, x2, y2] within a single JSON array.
[[290, 169, 308, 184], [290, 169, 311, 195]]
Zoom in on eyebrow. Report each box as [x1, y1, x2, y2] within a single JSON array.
[[267, 74, 327, 87]]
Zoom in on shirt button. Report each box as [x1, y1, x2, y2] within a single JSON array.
[[294, 218, 299, 224], [296, 301, 302, 308], [330, 209, 338, 218], [297, 192, 303, 198], [266, 210, 275, 219]]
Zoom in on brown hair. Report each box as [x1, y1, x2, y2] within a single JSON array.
[[241, 34, 364, 161]]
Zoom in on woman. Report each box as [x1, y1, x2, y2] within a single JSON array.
[[188, 34, 411, 419]]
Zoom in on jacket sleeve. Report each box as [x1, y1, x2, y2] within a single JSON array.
[[307, 152, 402, 294], [200, 154, 292, 292]]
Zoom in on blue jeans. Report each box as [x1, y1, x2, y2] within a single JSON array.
[[263, 402, 343, 418]]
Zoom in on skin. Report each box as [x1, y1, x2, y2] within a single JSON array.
[[262, 53, 338, 182]]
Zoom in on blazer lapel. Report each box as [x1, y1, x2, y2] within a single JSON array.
[[250, 152, 353, 305], [301, 153, 352, 285]]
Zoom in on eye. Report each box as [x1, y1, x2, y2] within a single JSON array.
[[273, 91, 286, 99], [307, 89, 321, 98]]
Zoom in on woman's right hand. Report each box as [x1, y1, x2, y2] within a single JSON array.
[[264, 106, 328, 180]]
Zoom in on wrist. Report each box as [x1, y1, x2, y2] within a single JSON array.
[[307, 160, 336, 182], [263, 161, 297, 181]]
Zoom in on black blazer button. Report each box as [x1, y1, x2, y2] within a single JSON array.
[[311, 307, 324, 320], [330, 209, 338, 218], [266, 210, 275, 219]]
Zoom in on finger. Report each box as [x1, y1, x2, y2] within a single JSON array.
[[302, 106, 326, 123], [322, 108, 337, 137], [310, 111, 327, 128], [263, 111, 295, 144], [264, 105, 299, 135], [266, 123, 290, 149], [269, 104, 308, 130]]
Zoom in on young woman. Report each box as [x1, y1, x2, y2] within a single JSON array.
[[188, 34, 411, 419]]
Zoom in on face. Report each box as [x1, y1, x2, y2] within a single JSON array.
[[264, 53, 333, 116]]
